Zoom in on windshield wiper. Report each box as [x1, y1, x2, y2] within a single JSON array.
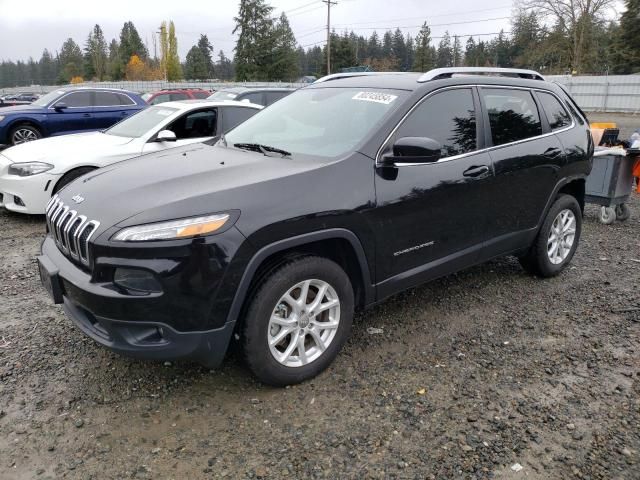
[[233, 142, 291, 158]]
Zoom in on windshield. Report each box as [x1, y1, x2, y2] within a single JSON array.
[[105, 106, 178, 138], [208, 90, 243, 101], [32, 90, 66, 107], [225, 88, 406, 158]]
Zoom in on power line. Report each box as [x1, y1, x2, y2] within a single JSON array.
[[333, 16, 512, 32]]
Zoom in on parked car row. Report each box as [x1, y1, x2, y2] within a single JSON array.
[[3, 68, 593, 387]]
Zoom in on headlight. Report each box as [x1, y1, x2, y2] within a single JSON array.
[[8, 162, 54, 176], [113, 213, 230, 241]]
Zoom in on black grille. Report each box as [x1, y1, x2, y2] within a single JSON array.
[[45, 195, 100, 266]]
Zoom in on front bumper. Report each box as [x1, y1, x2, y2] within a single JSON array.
[[38, 234, 241, 367], [62, 297, 235, 367], [0, 163, 60, 214]]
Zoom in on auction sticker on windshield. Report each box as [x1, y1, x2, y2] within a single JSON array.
[[352, 91, 398, 105]]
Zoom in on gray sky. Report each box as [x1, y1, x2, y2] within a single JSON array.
[[0, 0, 621, 63]]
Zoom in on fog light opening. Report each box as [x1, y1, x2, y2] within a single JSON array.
[[14, 196, 25, 207], [113, 268, 162, 294]]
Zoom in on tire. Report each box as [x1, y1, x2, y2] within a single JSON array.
[[615, 203, 631, 222], [10, 124, 42, 145], [53, 167, 97, 194], [242, 256, 354, 386], [519, 194, 582, 278], [598, 206, 616, 224]]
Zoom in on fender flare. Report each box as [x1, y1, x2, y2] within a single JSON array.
[[536, 174, 587, 229], [225, 228, 374, 324]]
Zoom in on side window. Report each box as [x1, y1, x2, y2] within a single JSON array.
[[264, 91, 288, 106], [62, 91, 93, 107], [222, 107, 258, 132], [167, 109, 217, 139], [537, 91, 571, 130], [116, 93, 135, 105], [395, 88, 477, 158], [240, 92, 264, 105], [481, 88, 542, 146], [170, 93, 189, 101], [149, 94, 171, 105], [94, 91, 121, 106], [191, 91, 209, 99]]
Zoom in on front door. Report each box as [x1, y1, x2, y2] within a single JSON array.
[[48, 91, 93, 135], [142, 108, 218, 154], [373, 87, 495, 297]]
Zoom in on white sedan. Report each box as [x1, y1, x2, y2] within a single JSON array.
[[0, 99, 261, 214]]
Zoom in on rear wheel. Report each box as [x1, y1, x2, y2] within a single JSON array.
[[53, 167, 97, 194], [519, 194, 582, 277], [10, 124, 41, 145], [242, 256, 354, 386]]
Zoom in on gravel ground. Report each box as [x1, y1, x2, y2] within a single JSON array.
[[0, 195, 639, 480]]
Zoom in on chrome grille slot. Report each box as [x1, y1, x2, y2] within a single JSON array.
[[45, 195, 100, 267]]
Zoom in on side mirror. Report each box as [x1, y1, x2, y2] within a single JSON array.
[[53, 102, 68, 111], [155, 130, 177, 142], [381, 137, 442, 166]]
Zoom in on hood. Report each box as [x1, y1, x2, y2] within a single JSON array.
[[0, 104, 45, 115], [2, 132, 135, 165], [56, 143, 323, 232]]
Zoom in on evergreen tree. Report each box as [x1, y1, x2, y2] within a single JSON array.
[[465, 37, 477, 66], [367, 31, 381, 60], [118, 21, 148, 74], [391, 28, 407, 70], [184, 45, 209, 80], [436, 31, 453, 68], [452, 35, 463, 67], [215, 50, 235, 80], [197, 34, 215, 78], [58, 38, 84, 82], [39, 49, 56, 85], [269, 13, 298, 81], [85, 24, 108, 80], [233, 0, 275, 81], [612, 0, 640, 73], [413, 22, 434, 71], [108, 39, 121, 80], [382, 31, 393, 58], [405, 34, 415, 72]]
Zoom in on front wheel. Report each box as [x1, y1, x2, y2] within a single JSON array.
[[242, 256, 354, 386], [519, 194, 582, 277], [10, 124, 42, 145]]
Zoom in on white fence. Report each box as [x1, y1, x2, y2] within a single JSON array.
[[0, 80, 306, 96], [3, 75, 640, 113], [545, 75, 640, 113]]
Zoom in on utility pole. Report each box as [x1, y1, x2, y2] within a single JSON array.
[[323, 0, 337, 75]]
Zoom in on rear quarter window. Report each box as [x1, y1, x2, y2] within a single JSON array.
[[537, 91, 572, 130]]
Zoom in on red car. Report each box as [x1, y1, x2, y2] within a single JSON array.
[[142, 88, 212, 105]]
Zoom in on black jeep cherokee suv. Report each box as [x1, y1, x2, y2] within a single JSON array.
[[38, 68, 593, 386]]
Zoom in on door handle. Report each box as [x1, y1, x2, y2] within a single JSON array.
[[121, 112, 128, 116], [543, 147, 562, 159], [82, 113, 91, 117], [463, 165, 490, 178]]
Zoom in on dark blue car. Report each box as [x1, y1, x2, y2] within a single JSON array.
[[0, 87, 146, 146]]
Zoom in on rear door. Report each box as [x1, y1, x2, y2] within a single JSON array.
[[92, 91, 139, 129], [480, 87, 565, 252], [47, 91, 93, 135]]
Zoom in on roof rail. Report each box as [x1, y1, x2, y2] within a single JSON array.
[[314, 72, 406, 83], [418, 67, 546, 82]]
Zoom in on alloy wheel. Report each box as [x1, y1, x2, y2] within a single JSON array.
[[547, 208, 576, 265], [267, 279, 341, 367], [12, 128, 39, 144]]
